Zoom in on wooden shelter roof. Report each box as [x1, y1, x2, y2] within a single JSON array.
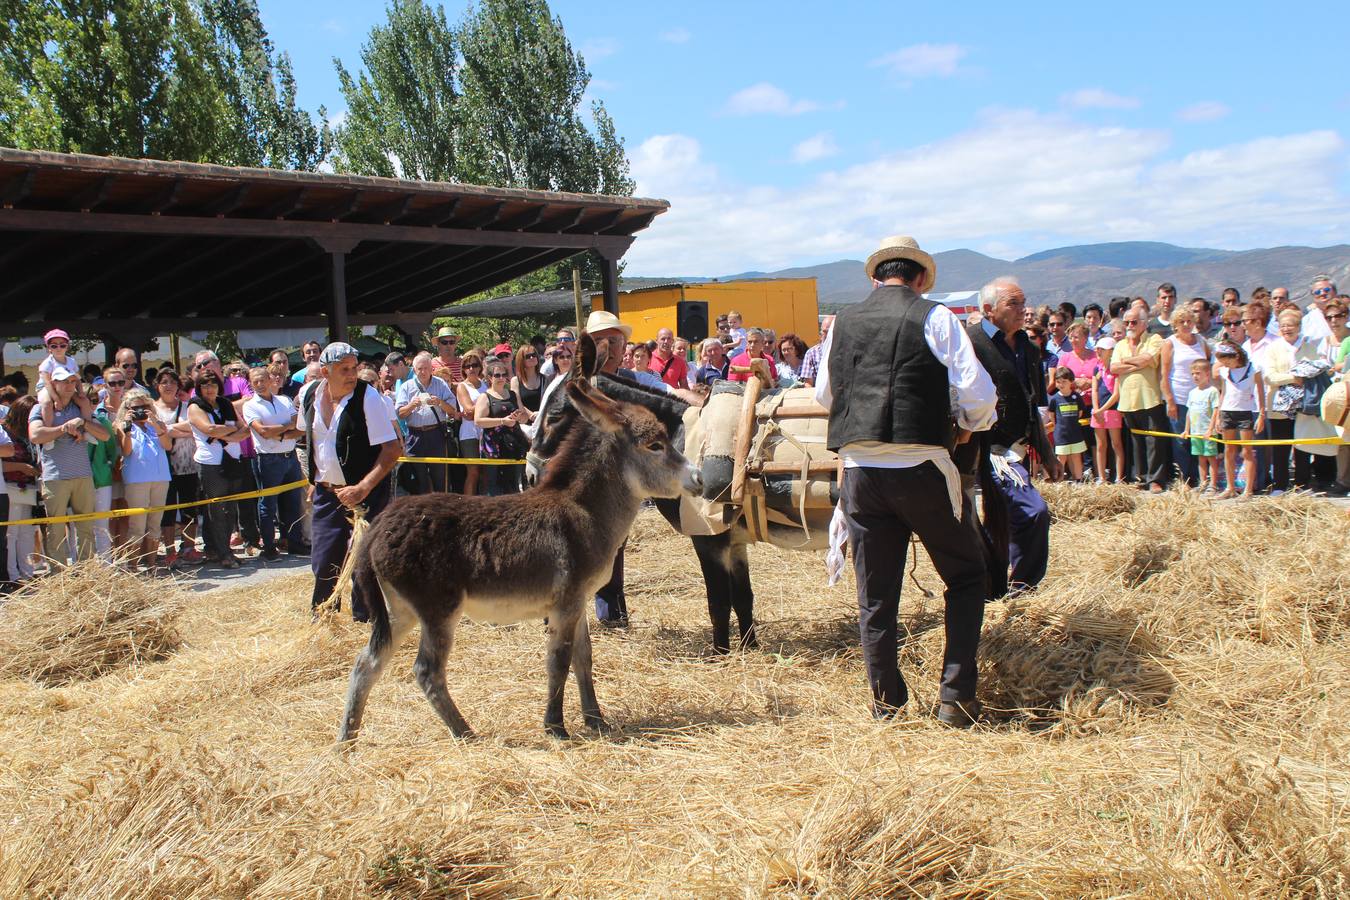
[[0, 148, 667, 342]]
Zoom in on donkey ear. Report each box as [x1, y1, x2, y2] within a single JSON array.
[[578, 332, 599, 378], [566, 379, 627, 433]]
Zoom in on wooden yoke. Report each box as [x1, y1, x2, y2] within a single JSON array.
[[729, 375, 763, 505]]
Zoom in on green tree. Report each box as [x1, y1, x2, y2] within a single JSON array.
[[0, 0, 328, 169], [330, 0, 459, 180]]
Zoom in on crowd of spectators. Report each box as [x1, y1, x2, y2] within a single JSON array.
[[1011, 274, 1350, 497], [2, 274, 1347, 592]]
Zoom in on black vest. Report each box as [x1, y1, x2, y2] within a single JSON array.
[[826, 284, 952, 452], [302, 379, 382, 485], [965, 323, 1044, 449]]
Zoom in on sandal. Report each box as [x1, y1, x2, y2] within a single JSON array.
[[218, 556, 241, 570]]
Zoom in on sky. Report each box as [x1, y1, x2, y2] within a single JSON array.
[[258, 0, 1350, 277]]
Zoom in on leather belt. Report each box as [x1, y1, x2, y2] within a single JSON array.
[[315, 481, 343, 492], [407, 423, 443, 432]]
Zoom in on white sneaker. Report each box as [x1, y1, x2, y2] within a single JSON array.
[[1270, 489, 1285, 497]]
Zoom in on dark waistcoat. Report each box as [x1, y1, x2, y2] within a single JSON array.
[[826, 284, 952, 452], [965, 323, 1044, 449], [303, 379, 382, 485]]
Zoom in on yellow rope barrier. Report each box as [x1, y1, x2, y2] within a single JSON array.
[[1127, 428, 1345, 447], [0, 480, 310, 527]]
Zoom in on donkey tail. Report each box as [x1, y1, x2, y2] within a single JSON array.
[[352, 524, 391, 651]]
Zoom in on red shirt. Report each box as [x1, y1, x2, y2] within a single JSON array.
[[728, 351, 773, 383], [648, 350, 689, 388]]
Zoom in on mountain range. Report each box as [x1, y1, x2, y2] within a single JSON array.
[[631, 241, 1350, 311]]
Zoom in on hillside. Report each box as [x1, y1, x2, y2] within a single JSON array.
[[644, 242, 1350, 309]]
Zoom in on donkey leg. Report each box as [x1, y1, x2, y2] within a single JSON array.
[[338, 582, 417, 743], [691, 533, 734, 653], [543, 610, 580, 739], [729, 541, 758, 649], [570, 615, 611, 733], [413, 608, 474, 738]]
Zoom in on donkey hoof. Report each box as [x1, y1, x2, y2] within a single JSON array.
[[545, 723, 570, 740], [585, 715, 614, 734]]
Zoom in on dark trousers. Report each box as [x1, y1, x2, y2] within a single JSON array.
[[199, 461, 246, 560], [994, 460, 1051, 591], [1268, 417, 1293, 491], [1122, 404, 1173, 488], [0, 493, 11, 590], [311, 477, 391, 621], [595, 542, 627, 623], [486, 461, 522, 496], [255, 452, 304, 550], [1168, 403, 1197, 486], [235, 455, 260, 546], [404, 427, 447, 494], [841, 463, 987, 711]]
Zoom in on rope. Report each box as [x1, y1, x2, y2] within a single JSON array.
[[1127, 428, 1344, 447]]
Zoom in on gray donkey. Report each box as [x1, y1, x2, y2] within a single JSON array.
[[337, 341, 702, 742]]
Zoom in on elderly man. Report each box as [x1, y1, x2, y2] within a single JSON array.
[[430, 326, 464, 385], [28, 367, 110, 566], [396, 351, 461, 494], [300, 343, 402, 621], [649, 327, 689, 389], [1146, 282, 1178, 337], [799, 315, 834, 387], [1114, 308, 1173, 492], [963, 277, 1055, 595], [817, 236, 996, 727], [1302, 276, 1336, 343]]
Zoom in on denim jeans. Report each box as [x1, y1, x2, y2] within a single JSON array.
[[255, 452, 304, 550]]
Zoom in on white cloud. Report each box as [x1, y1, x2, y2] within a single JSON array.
[[579, 37, 618, 60], [623, 112, 1350, 278], [723, 82, 822, 116], [326, 110, 348, 130], [792, 132, 839, 164], [871, 43, 967, 78], [1177, 101, 1231, 122], [1062, 88, 1141, 110], [659, 27, 690, 44]]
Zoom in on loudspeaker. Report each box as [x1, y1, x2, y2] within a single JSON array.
[[676, 300, 709, 342]]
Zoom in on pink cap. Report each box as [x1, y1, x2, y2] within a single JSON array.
[[44, 328, 70, 345]]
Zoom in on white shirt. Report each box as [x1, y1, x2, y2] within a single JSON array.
[[814, 300, 997, 519], [190, 403, 242, 465], [1302, 307, 1332, 343], [242, 392, 298, 454], [302, 381, 398, 486]]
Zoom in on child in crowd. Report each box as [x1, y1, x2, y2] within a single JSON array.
[[1090, 337, 1125, 483], [726, 310, 747, 356], [1182, 359, 1221, 492], [1213, 343, 1265, 499], [1049, 366, 1087, 481], [37, 328, 93, 428]]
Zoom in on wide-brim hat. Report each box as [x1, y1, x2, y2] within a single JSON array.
[[435, 325, 458, 339], [584, 310, 633, 339], [1321, 380, 1350, 438], [864, 235, 936, 292]]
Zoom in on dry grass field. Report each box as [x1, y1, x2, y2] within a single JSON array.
[[0, 486, 1347, 897]]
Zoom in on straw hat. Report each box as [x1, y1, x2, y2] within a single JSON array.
[[584, 310, 632, 339], [1320, 380, 1350, 438], [435, 325, 458, 339], [864, 235, 936, 292]]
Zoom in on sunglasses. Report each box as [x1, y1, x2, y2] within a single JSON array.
[[1313, 288, 1334, 297], [1328, 313, 1347, 321], [464, 362, 483, 369], [106, 379, 126, 387], [489, 372, 508, 378], [554, 353, 573, 360], [524, 353, 538, 360], [438, 338, 458, 345], [47, 342, 69, 349], [556, 335, 576, 343]]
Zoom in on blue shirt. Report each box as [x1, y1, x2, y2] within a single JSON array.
[[394, 374, 457, 428], [121, 421, 171, 483]]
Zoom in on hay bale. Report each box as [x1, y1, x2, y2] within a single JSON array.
[[1038, 481, 1139, 522], [0, 561, 186, 685]]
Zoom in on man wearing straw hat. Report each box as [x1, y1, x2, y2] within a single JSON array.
[[301, 342, 402, 622], [815, 235, 997, 728]]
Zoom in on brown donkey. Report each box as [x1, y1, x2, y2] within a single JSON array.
[[337, 368, 702, 742]]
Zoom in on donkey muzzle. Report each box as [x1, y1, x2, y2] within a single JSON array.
[[681, 462, 704, 496]]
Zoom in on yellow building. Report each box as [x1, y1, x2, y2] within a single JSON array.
[[615, 278, 820, 345]]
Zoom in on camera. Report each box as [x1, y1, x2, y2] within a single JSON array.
[[131, 407, 149, 422]]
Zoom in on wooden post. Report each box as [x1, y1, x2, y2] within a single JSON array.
[[596, 250, 619, 314], [572, 266, 584, 332], [327, 250, 349, 343], [729, 375, 763, 505], [170, 333, 181, 373]]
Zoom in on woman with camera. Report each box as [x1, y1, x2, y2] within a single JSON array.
[[114, 388, 173, 570]]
